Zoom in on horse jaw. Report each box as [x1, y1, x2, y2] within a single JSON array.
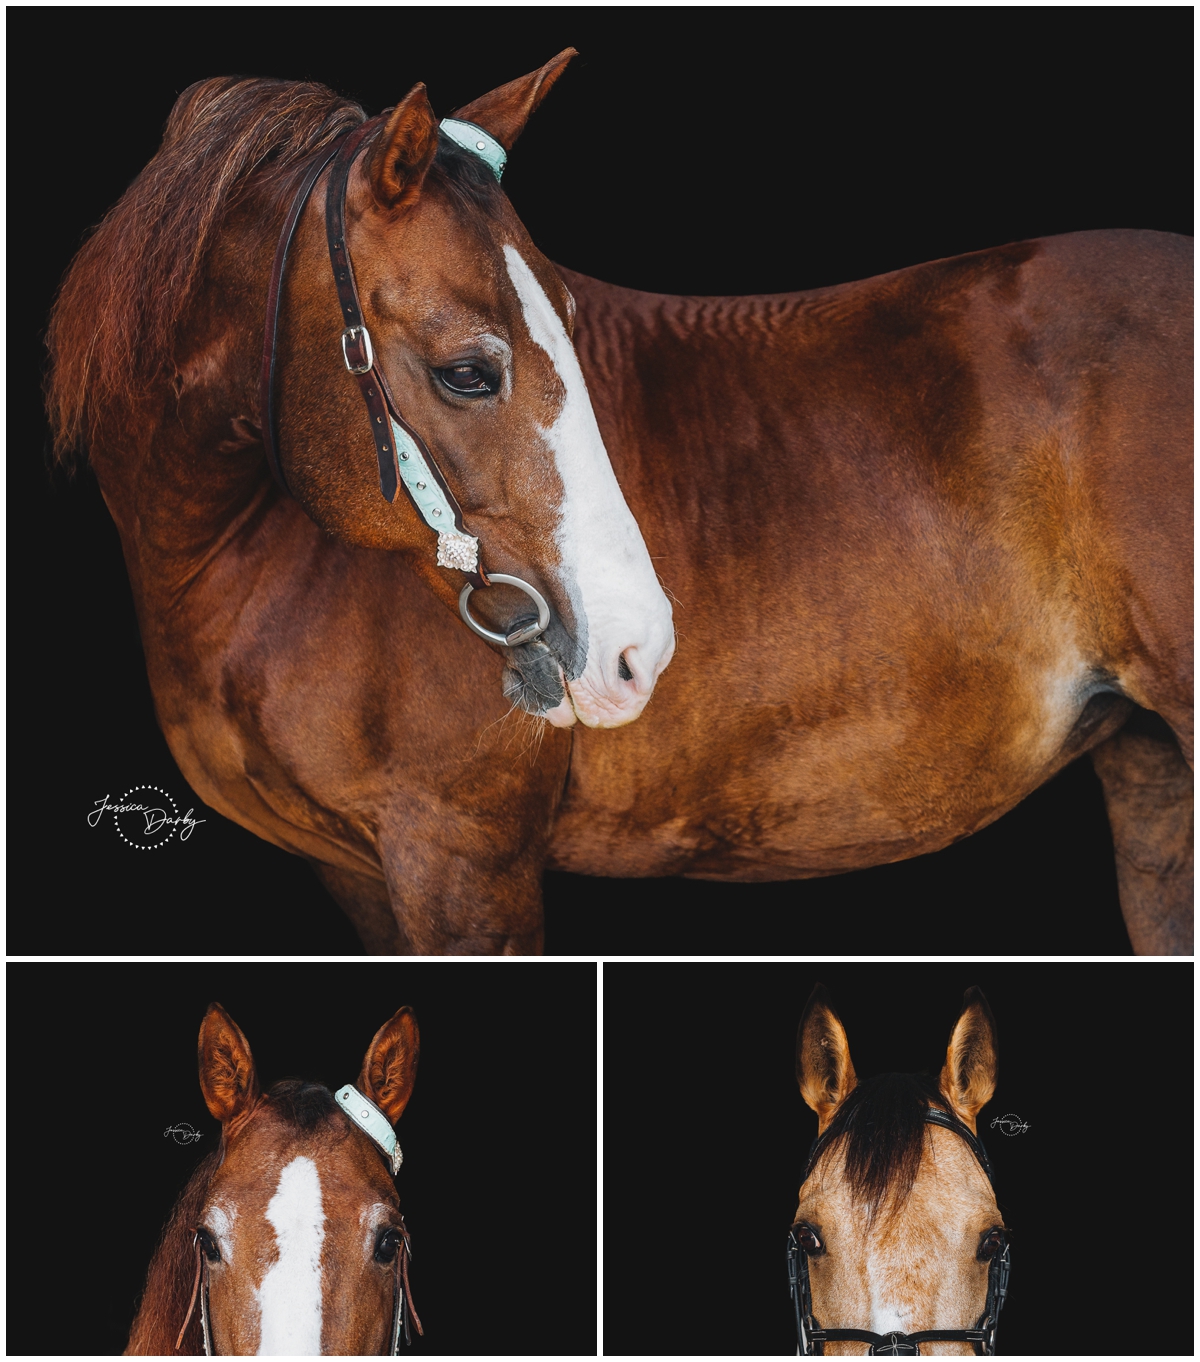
[[503, 245, 675, 729]]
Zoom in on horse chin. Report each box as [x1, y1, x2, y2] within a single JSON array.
[[501, 641, 568, 721], [541, 694, 578, 728], [557, 678, 649, 729]]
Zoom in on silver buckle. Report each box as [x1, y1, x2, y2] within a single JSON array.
[[342, 325, 374, 374], [871, 1336, 918, 1357]]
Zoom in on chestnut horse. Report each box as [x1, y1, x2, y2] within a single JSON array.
[[791, 986, 1010, 1355], [47, 53, 1192, 954], [127, 1003, 421, 1355]]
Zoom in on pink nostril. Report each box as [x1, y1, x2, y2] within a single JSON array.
[[617, 652, 633, 681]]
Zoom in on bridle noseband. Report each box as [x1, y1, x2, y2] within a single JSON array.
[[259, 113, 552, 650], [787, 1107, 1012, 1357], [176, 1085, 422, 1356]]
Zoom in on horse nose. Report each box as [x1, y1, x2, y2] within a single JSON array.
[[624, 621, 675, 683], [544, 620, 675, 729], [597, 634, 674, 712], [616, 646, 653, 693]]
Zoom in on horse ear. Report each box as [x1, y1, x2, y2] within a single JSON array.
[[939, 986, 998, 1130], [796, 984, 857, 1128], [450, 48, 578, 151], [198, 1002, 261, 1125], [357, 1006, 420, 1124], [367, 83, 439, 211]]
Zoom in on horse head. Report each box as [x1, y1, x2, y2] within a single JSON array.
[[791, 986, 1008, 1355], [270, 52, 675, 728], [191, 1002, 420, 1354]]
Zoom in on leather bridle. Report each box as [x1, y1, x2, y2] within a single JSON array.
[[175, 1085, 422, 1355], [259, 113, 552, 649], [787, 1107, 1012, 1357]]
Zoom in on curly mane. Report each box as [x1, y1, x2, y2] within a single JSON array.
[[45, 76, 365, 470]]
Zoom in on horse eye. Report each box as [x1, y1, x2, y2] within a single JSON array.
[[196, 1228, 221, 1263], [437, 364, 494, 395], [978, 1228, 1006, 1260], [374, 1228, 403, 1264], [795, 1225, 823, 1253]]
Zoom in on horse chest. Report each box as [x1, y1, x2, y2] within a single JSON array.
[[550, 619, 1109, 878]]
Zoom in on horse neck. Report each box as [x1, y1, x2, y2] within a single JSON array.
[[560, 267, 815, 561], [561, 264, 816, 382], [89, 216, 278, 607]]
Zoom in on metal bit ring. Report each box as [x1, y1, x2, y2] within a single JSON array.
[[459, 574, 551, 647]]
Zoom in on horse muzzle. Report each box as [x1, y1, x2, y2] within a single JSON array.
[[543, 629, 675, 729], [503, 639, 568, 715]]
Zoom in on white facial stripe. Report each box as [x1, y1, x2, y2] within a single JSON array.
[[255, 1156, 325, 1356], [502, 245, 672, 684], [868, 1244, 909, 1335]]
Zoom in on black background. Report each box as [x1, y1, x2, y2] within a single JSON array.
[[12, 8, 1192, 955], [6, 962, 597, 1355], [601, 964, 1193, 1355]]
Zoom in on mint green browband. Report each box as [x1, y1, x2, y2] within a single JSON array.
[[439, 118, 507, 181], [335, 1084, 404, 1176]]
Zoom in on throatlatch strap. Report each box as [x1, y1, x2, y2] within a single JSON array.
[[260, 138, 350, 495], [400, 1224, 423, 1341], [175, 1237, 203, 1351], [324, 118, 395, 498]]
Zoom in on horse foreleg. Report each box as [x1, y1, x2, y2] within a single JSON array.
[[311, 861, 410, 954], [373, 817, 548, 956], [1091, 714, 1193, 955]]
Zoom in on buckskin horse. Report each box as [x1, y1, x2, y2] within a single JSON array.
[[127, 1002, 421, 1354], [46, 52, 1192, 954], [790, 985, 1011, 1355]]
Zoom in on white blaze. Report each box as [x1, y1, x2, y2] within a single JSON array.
[[867, 1245, 911, 1335], [502, 245, 674, 726], [255, 1156, 325, 1355]]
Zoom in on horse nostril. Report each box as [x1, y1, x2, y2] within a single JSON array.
[[618, 652, 633, 681]]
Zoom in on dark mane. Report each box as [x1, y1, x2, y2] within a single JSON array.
[[126, 1148, 220, 1355], [815, 1072, 949, 1222], [265, 1078, 340, 1131], [429, 134, 506, 215], [46, 75, 364, 470]]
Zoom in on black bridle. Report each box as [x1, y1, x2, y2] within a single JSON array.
[[787, 1107, 1012, 1357]]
